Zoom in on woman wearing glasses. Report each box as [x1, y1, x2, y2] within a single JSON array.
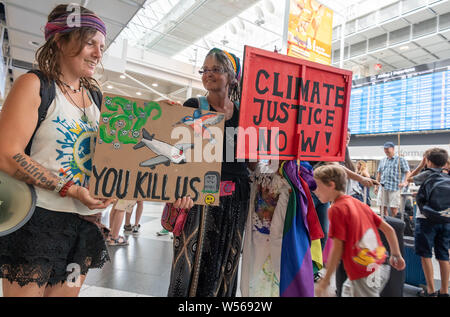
[[166, 48, 251, 297]]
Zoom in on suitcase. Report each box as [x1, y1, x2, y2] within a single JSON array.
[[335, 216, 406, 297], [403, 235, 426, 287], [378, 216, 406, 297]]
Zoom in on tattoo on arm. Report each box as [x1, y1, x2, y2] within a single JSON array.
[[12, 153, 57, 191], [13, 170, 31, 182]]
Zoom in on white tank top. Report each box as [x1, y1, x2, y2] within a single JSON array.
[[31, 85, 101, 215]]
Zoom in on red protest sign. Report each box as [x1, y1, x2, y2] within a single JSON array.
[[236, 46, 352, 161]]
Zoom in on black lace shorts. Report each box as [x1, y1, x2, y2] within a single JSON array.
[[0, 206, 110, 287]]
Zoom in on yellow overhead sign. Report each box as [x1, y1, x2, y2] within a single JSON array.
[[287, 0, 333, 65]]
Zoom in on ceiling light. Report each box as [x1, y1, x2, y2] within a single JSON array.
[[400, 45, 409, 51], [229, 24, 237, 35], [120, 74, 126, 79], [107, 85, 113, 89], [152, 83, 158, 87], [136, 92, 142, 96], [255, 18, 265, 26], [236, 18, 245, 31], [220, 37, 229, 46], [265, 0, 275, 14], [28, 41, 40, 48]]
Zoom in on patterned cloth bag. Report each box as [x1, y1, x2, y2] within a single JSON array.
[[161, 204, 188, 236]]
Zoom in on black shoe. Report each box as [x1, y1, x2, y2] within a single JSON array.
[[437, 291, 449, 297], [417, 289, 437, 297]]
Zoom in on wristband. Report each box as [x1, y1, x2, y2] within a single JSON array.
[[391, 254, 400, 264], [59, 180, 75, 197]]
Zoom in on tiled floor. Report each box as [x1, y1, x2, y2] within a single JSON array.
[[0, 201, 446, 297], [82, 202, 172, 297]]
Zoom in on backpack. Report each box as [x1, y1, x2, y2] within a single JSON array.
[[197, 96, 240, 111], [24, 70, 103, 156], [416, 170, 450, 223]]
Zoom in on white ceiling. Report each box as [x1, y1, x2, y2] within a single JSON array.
[[2, 0, 450, 102], [99, 68, 207, 103], [3, 0, 145, 63], [331, 0, 450, 76], [124, 0, 367, 65], [2, 0, 146, 97], [138, 0, 261, 56]]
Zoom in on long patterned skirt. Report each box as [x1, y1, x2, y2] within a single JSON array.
[[167, 177, 250, 297]]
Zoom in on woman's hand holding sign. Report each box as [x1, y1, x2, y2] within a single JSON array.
[[68, 185, 115, 210], [173, 196, 194, 210], [159, 100, 183, 107]]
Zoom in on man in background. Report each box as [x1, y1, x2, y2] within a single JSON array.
[[375, 142, 411, 217]]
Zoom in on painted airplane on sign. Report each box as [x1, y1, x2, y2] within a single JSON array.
[[173, 109, 224, 144], [133, 128, 194, 169]]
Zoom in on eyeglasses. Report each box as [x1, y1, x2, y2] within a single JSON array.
[[198, 67, 225, 75]]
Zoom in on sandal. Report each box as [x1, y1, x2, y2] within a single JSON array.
[[108, 235, 129, 246], [314, 272, 322, 283], [417, 289, 437, 297], [123, 224, 133, 234]]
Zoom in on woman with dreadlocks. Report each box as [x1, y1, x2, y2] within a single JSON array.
[[166, 48, 251, 297]]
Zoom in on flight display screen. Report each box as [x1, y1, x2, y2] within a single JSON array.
[[348, 59, 450, 135]]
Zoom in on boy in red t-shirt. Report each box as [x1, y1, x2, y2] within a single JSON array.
[[314, 165, 405, 297]]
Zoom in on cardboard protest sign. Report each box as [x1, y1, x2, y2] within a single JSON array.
[[236, 46, 352, 161], [89, 94, 224, 206]]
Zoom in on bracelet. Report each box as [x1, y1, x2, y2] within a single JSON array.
[[59, 180, 75, 197], [54, 177, 67, 193]]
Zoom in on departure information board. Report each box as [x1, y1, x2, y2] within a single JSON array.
[[348, 59, 450, 135]]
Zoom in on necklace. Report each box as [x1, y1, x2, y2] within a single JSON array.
[[62, 85, 91, 125], [61, 80, 83, 93], [206, 96, 233, 120]]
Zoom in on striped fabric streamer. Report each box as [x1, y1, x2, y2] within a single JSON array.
[[299, 175, 324, 273], [280, 160, 314, 297], [45, 13, 106, 41]]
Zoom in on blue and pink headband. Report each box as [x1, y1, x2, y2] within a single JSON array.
[[45, 13, 106, 41]]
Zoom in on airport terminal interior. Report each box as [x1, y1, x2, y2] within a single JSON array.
[[0, 0, 449, 297]]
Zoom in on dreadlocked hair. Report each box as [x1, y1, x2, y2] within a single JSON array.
[[35, 4, 101, 92], [205, 49, 241, 103]]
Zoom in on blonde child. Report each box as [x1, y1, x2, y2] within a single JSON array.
[[314, 165, 405, 297]]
